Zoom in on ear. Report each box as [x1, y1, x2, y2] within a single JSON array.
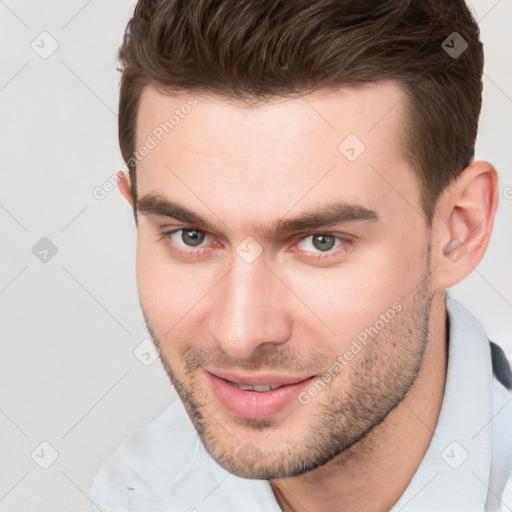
[[431, 160, 498, 290], [118, 169, 134, 206]]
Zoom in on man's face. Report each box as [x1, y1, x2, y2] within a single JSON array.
[[132, 81, 434, 479]]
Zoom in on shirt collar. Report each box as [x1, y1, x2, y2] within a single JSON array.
[[391, 296, 493, 511]]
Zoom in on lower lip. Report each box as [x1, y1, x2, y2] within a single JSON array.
[[205, 371, 316, 420]]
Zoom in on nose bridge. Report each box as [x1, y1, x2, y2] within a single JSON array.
[[211, 255, 291, 359]]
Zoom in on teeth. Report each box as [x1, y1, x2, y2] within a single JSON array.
[[235, 383, 281, 392]]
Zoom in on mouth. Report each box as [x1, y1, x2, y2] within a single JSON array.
[[204, 369, 316, 420]]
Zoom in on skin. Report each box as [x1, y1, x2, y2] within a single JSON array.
[[118, 81, 498, 512]]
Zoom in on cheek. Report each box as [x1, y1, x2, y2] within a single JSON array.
[[135, 237, 201, 334], [284, 237, 428, 346]]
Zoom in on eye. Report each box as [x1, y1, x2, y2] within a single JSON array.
[[298, 233, 342, 253], [180, 228, 205, 247], [168, 228, 209, 248]]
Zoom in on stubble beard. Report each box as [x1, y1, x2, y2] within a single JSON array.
[[142, 268, 433, 480]]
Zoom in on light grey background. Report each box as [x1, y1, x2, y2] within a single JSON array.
[[1, 1, 511, 511]]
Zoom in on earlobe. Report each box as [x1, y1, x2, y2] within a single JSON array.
[[118, 169, 133, 206], [431, 161, 498, 290]]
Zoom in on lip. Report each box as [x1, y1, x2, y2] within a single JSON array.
[[204, 369, 316, 420]]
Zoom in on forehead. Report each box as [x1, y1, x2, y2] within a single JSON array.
[[134, 81, 422, 228]]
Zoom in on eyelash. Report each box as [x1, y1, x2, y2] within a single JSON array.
[[159, 228, 353, 261]]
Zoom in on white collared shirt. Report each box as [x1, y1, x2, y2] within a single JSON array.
[[91, 298, 512, 511]]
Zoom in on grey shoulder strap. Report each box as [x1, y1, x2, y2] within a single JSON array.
[[490, 341, 512, 390], [486, 341, 512, 511]]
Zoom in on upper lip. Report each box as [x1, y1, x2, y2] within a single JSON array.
[[206, 368, 313, 387]]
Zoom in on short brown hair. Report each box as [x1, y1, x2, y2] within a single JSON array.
[[117, 0, 483, 221]]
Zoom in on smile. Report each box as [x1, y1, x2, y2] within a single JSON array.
[[204, 369, 316, 420]]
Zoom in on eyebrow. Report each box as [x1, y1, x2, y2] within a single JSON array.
[[137, 194, 379, 237]]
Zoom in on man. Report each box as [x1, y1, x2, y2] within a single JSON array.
[[91, 1, 512, 510]]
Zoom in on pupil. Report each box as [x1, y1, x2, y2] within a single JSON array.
[[182, 229, 205, 247], [312, 234, 335, 251]]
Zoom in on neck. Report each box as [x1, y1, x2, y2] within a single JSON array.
[[271, 292, 449, 512]]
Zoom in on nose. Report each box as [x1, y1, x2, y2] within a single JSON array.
[[209, 254, 293, 360]]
